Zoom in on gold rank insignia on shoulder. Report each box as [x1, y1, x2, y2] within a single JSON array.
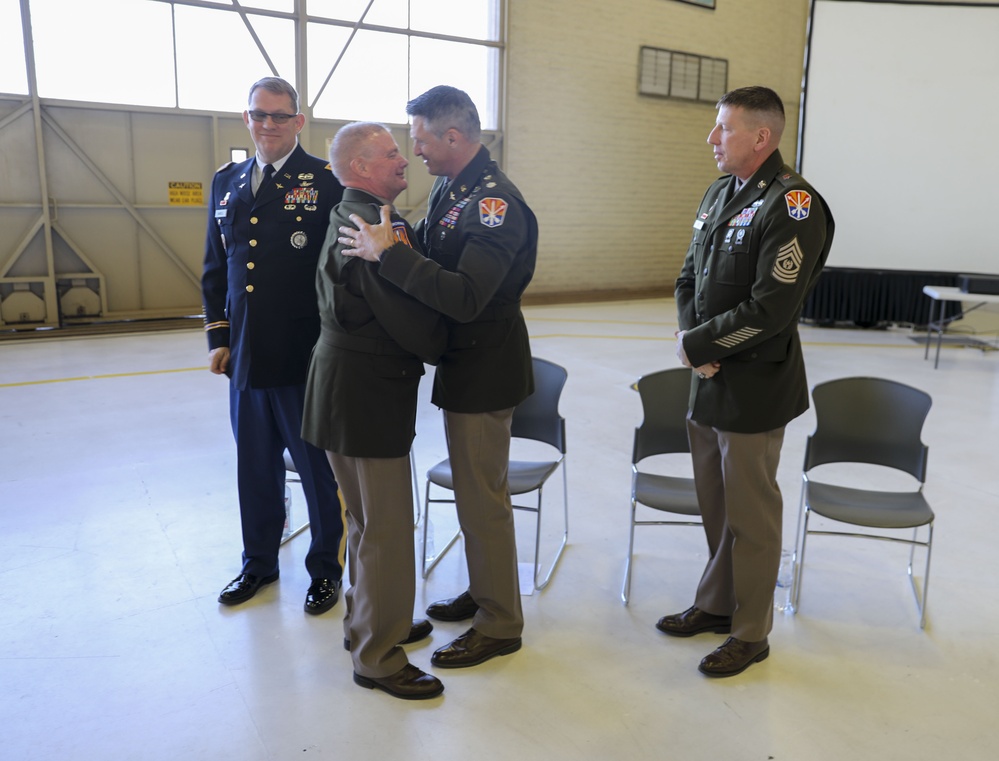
[[758, 180, 767, 189]]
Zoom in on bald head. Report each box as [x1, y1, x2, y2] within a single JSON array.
[[330, 122, 409, 201]]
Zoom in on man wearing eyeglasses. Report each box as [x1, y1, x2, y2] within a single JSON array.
[[202, 76, 346, 615]]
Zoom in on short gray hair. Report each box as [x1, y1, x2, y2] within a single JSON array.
[[248, 77, 299, 113], [329, 122, 391, 182]]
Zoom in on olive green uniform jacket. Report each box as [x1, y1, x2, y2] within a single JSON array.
[[675, 150, 834, 433], [302, 189, 446, 458], [376, 146, 537, 414]]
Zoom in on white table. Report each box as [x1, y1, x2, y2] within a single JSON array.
[[922, 285, 999, 368]]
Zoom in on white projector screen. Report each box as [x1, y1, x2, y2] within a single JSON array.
[[801, 0, 999, 275]]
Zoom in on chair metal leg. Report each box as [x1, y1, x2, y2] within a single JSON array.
[[410, 450, 421, 529], [791, 503, 812, 612], [532, 465, 569, 591], [621, 496, 638, 605], [420, 478, 462, 579], [908, 523, 933, 629]]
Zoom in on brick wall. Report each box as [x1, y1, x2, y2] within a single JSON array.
[[504, 0, 810, 301]]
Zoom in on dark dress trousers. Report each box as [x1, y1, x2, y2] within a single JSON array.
[[302, 189, 446, 677], [675, 149, 834, 640], [375, 146, 538, 639], [202, 144, 346, 581]]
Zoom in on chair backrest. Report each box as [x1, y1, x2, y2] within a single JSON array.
[[805, 377, 931, 481], [633, 368, 692, 464], [511, 357, 568, 454]]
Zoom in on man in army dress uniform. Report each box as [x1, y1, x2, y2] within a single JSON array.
[[340, 86, 538, 670], [201, 77, 345, 613], [302, 122, 446, 700], [657, 86, 834, 677]]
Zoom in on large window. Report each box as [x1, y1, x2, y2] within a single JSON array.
[[11, 0, 502, 126], [0, 3, 29, 95]]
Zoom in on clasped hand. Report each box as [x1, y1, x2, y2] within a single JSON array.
[[675, 330, 720, 379]]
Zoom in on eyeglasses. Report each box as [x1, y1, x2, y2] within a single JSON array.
[[248, 110, 298, 124]]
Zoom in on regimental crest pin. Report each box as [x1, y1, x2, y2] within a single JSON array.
[[478, 197, 508, 228], [290, 231, 308, 249]]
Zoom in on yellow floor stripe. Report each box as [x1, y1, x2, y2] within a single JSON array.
[[0, 366, 204, 389]]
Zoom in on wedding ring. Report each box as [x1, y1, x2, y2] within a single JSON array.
[[698, 372, 707, 379]]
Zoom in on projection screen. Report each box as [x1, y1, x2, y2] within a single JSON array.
[[800, 0, 999, 275]]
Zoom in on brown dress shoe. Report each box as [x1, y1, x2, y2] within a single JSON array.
[[426, 590, 479, 622], [343, 619, 434, 651], [655, 605, 732, 637], [430, 628, 521, 669], [698, 637, 770, 678], [353, 664, 444, 700]]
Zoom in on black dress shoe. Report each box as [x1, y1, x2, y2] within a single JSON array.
[[698, 637, 770, 677], [426, 590, 479, 622], [353, 664, 444, 700], [655, 605, 732, 637], [403, 618, 434, 644], [430, 628, 521, 669], [218, 571, 279, 606], [343, 618, 435, 651], [304, 578, 341, 615]]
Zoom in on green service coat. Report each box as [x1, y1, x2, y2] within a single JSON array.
[[675, 149, 835, 433]]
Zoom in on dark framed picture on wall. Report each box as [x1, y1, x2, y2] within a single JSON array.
[[675, 0, 715, 8]]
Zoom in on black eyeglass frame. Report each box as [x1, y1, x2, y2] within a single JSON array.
[[247, 110, 299, 124]]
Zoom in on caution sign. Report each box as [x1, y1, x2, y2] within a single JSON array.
[[168, 181, 204, 206]]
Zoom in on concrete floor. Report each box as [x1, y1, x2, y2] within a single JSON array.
[[2, 298, 998, 761]]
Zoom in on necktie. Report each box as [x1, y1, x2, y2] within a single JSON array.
[[257, 163, 274, 196]]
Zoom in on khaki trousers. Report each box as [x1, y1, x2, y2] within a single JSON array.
[[687, 417, 786, 642], [328, 452, 415, 678], [443, 408, 524, 639]]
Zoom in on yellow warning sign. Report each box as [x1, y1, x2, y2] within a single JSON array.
[[168, 181, 204, 206]]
